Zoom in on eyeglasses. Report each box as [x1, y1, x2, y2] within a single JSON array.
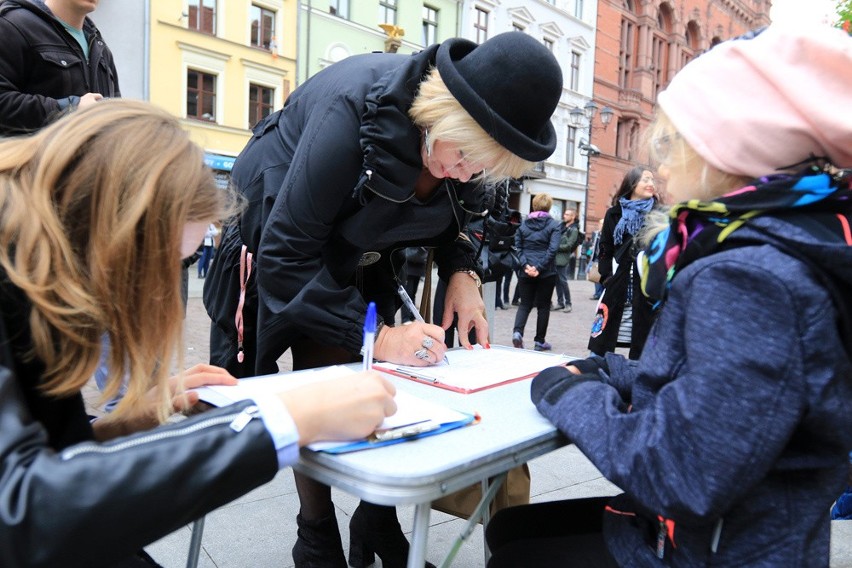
[[452, 148, 486, 178], [652, 133, 681, 163]]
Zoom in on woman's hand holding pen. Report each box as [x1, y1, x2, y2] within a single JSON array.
[[443, 271, 489, 349], [279, 371, 397, 446], [374, 321, 448, 366]]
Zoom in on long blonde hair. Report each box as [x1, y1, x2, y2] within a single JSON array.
[[0, 100, 230, 420], [640, 111, 751, 246], [409, 68, 533, 181]]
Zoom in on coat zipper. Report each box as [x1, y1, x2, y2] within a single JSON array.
[[60, 405, 259, 460]]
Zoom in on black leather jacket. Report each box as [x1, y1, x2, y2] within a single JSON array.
[[0, 282, 278, 567], [0, 0, 121, 135]]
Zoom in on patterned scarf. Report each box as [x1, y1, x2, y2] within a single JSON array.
[[613, 197, 655, 246], [640, 165, 852, 303]]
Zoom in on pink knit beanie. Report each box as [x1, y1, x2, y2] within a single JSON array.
[[657, 23, 852, 178]]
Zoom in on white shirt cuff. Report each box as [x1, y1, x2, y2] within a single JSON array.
[[251, 395, 300, 468]]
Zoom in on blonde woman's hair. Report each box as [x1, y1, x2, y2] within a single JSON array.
[[639, 110, 751, 246], [531, 192, 553, 212], [0, 100, 233, 422], [409, 68, 533, 181]]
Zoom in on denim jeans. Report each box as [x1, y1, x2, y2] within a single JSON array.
[[555, 264, 571, 306]]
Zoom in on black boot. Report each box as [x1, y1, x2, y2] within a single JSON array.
[[348, 501, 436, 568], [292, 511, 347, 568]]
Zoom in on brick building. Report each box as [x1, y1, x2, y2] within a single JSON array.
[[583, 0, 772, 226]]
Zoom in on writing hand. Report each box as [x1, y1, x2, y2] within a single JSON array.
[[279, 371, 397, 445], [374, 322, 447, 366]]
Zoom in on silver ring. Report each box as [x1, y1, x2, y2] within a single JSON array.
[[421, 336, 434, 349], [414, 348, 431, 361]]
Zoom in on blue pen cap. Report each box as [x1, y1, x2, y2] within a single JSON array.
[[364, 302, 377, 334]]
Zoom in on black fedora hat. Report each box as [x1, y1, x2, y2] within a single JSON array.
[[436, 32, 563, 162]]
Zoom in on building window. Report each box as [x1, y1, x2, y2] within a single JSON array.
[[544, 38, 555, 53], [329, 0, 348, 19], [619, 18, 635, 89], [570, 51, 580, 91], [250, 5, 276, 50], [187, 69, 216, 122], [188, 0, 216, 34], [566, 126, 577, 167], [422, 6, 438, 45], [651, 34, 668, 99], [512, 23, 524, 32], [574, 0, 584, 19], [249, 83, 274, 128], [474, 7, 488, 44], [379, 0, 397, 25], [652, 5, 673, 98], [615, 118, 639, 161]]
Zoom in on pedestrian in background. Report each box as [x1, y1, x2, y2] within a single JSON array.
[[553, 208, 579, 312], [400, 246, 428, 323], [587, 218, 604, 300], [588, 166, 657, 359], [578, 234, 592, 275], [511, 193, 562, 351], [197, 222, 220, 279]]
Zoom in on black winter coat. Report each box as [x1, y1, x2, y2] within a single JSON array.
[[514, 214, 562, 279], [0, 0, 120, 135], [204, 46, 483, 376]]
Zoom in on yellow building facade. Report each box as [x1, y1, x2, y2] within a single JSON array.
[[148, 0, 297, 173]]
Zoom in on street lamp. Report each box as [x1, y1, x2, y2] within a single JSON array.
[[570, 101, 614, 233]]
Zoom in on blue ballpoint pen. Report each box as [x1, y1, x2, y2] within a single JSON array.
[[362, 302, 376, 371]]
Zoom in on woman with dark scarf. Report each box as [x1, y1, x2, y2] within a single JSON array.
[[587, 166, 657, 359]]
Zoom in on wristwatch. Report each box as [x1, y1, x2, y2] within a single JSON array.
[[455, 269, 482, 289]]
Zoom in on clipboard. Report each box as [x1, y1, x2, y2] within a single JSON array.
[[193, 366, 477, 453], [373, 345, 574, 394]]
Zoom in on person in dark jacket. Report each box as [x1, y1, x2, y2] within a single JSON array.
[[202, 31, 562, 568], [400, 246, 428, 323], [0, 100, 397, 568], [587, 166, 657, 359], [485, 23, 852, 567], [510, 193, 562, 352], [0, 0, 120, 136], [553, 208, 579, 312]]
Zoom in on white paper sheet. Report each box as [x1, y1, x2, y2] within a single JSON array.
[[193, 366, 471, 451], [375, 345, 573, 392]]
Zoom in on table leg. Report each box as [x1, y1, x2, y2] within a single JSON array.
[[408, 503, 432, 568], [440, 472, 508, 568], [186, 516, 205, 568]]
